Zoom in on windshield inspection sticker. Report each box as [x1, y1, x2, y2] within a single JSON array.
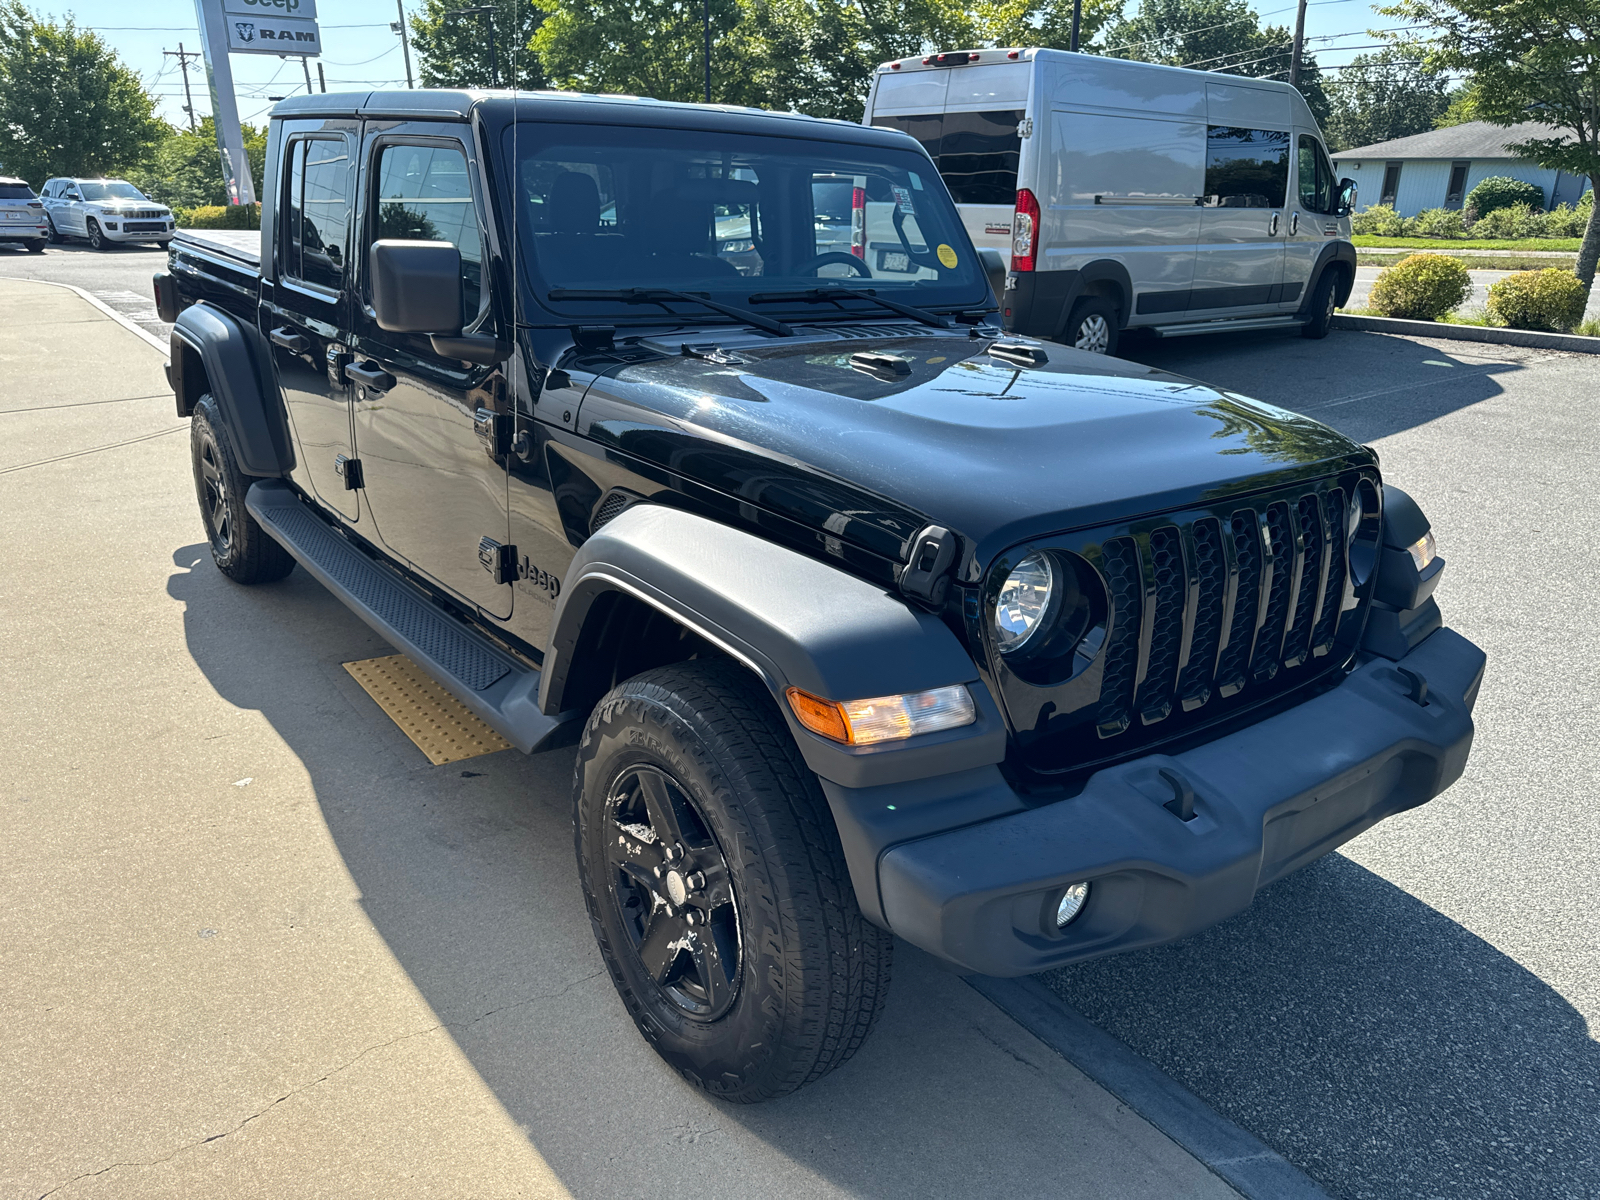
[[936, 243, 958, 268], [891, 186, 916, 214]]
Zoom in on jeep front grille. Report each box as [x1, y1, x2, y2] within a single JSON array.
[[984, 470, 1378, 775]]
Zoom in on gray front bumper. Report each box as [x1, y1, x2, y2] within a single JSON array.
[[872, 627, 1485, 977]]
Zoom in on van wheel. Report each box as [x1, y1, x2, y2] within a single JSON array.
[[1301, 271, 1339, 339], [86, 218, 109, 251], [191, 395, 296, 584], [574, 659, 893, 1103], [1065, 297, 1119, 355]]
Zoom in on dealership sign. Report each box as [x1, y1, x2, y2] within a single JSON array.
[[221, 0, 321, 55]]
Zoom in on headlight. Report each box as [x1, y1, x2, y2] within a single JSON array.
[[994, 552, 1055, 653], [1406, 530, 1436, 572]]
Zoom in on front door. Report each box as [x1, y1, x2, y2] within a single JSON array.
[[267, 127, 360, 521], [1191, 126, 1289, 315], [350, 132, 513, 620], [1282, 132, 1340, 311]]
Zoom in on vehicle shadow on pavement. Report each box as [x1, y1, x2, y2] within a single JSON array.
[[1122, 328, 1530, 446], [1041, 851, 1600, 1200], [166, 543, 1215, 1198]]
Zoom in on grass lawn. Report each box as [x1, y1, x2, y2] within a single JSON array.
[[1352, 235, 1583, 251], [1357, 252, 1578, 271]]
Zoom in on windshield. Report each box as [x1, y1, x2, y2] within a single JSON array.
[[504, 123, 990, 324], [77, 181, 147, 202]]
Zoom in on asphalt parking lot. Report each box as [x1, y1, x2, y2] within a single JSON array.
[[2, 243, 1596, 1199], [1084, 326, 1600, 1199]]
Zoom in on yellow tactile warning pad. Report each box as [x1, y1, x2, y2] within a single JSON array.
[[343, 654, 512, 765]]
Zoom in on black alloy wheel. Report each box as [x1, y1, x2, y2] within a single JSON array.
[[189, 394, 296, 584], [607, 763, 741, 1019], [197, 428, 233, 556], [86, 218, 108, 251]]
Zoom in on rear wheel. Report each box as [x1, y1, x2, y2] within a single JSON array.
[[1064, 296, 1119, 356], [25, 239, 44, 254], [574, 659, 892, 1102], [86, 218, 109, 251], [190, 395, 296, 584], [1301, 270, 1339, 339]]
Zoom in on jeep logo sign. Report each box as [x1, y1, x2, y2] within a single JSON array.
[[223, 0, 318, 17], [223, 13, 321, 55]]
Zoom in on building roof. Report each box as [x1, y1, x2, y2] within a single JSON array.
[[1333, 120, 1566, 161]]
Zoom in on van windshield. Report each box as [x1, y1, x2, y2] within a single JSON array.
[[870, 110, 1023, 205], [505, 123, 990, 324]]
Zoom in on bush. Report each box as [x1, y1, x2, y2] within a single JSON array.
[[175, 203, 261, 230], [1546, 190, 1595, 238], [1486, 268, 1589, 332], [1352, 203, 1405, 237], [1368, 253, 1473, 320], [1405, 207, 1466, 238], [1464, 176, 1545, 217], [1470, 202, 1548, 240]]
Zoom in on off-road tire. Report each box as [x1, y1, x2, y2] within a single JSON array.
[[86, 218, 109, 251], [1064, 295, 1119, 356], [574, 659, 893, 1103], [1301, 269, 1339, 339], [190, 395, 296, 584]]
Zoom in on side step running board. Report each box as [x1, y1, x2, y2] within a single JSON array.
[[1153, 316, 1305, 338], [246, 480, 579, 755]]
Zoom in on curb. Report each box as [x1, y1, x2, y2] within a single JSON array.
[[968, 975, 1332, 1200], [11, 277, 168, 354], [1332, 313, 1600, 354]]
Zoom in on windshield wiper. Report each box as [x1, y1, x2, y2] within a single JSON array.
[[746, 287, 954, 330], [547, 288, 794, 338]]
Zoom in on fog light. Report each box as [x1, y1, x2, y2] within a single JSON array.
[[1056, 882, 1090, 927]]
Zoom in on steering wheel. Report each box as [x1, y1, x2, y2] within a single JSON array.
[[792, 251, 872, 278]]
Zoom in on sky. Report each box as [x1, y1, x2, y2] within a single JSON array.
[[48, 0, 1418, 131]]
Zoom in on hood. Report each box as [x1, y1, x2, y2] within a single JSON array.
[[573, 330, 1372, 575]]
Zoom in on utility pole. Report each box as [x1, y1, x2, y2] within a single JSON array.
[[1289, 0, 1308, 87], [164, 43, 201, 131], [450, 5, 498, 87], [393, 0, 415, 89], [703, 0, 711, 102], [317, 61, 327, 93], [301, 54, 315, 94], [1070, 0, 1082, 51]]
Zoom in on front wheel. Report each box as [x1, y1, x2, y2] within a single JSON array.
[[1064, 296, 1119, 356], [44, 217, 61, 244], [1301, 270, 1339, 339], [190, 395, 296, 584], [86, 218, 109, 251], [574, 659, 892, 1103]]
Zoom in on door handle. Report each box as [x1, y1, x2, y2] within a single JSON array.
[[345, 361, 396, 392], [1290, 212, 1300, 236], [269, 326, 308, 354], [1269, 212, 1281, 236]]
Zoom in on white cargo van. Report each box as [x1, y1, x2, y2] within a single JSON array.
[[863, 49, 1358, 355]]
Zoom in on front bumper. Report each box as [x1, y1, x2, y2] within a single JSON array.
[[870, 626, 1485, 977]]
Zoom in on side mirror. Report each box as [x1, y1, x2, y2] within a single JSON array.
[[369, 239, 463, 335], [1336, 178, 1357, 217]]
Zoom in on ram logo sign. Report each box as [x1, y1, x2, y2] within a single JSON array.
[[223, 9, 321, 55]]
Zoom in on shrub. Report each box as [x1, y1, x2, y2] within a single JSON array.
[[1352, 203, 1405, 237], [1406, 207, 1466, 238], [1546, 190, 1595, 238], [1464, 176, 1545, 217], [1470, 202, 1548, 240], [1486, 268, 1589, 332], [176, 203, 261, 230], [1368, 253, 1473, 320]]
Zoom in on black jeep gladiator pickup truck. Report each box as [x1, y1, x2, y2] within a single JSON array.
[[155, 88, 1485, 1102]]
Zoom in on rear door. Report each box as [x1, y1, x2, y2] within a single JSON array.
[[1192, 125, 1289, 314], [349, 127, 513, 620]]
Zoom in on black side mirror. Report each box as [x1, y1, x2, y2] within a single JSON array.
[[369, 239, 463, 335], [1336, 178, 1357, 217]]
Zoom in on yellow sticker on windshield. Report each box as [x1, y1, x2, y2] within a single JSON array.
[[936, 243, 959, 268]]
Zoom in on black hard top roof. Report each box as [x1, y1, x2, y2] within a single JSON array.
[[270, 88, 915, 152]]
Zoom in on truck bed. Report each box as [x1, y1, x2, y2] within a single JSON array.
[[173, 228, 261, 268]]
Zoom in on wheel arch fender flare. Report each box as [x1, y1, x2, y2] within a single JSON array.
[[540, 504, 1008, 792], [1055, 259, 1136, 335], [171, 302, 294, 477], [1300, 239, 1358, 311]]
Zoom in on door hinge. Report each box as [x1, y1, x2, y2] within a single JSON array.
[[335, 454, 364, 490], [474, 407, 514, 458], [898, 525, 958, 608], [478, 537, 518, 585]]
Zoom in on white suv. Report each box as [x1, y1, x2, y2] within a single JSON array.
[[40, 178, 175, 250], [0, 177, 48, 252]]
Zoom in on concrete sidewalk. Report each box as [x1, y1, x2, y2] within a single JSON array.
[[0, 278, 1239, 1199]]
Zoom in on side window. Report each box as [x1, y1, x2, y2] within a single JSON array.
[[1313, 140, 1337, 214], [1204, 127, 1289, 209], [373, 143, 482, 324], [283, 137, 350, 290], [1298, 135, 1335, 214]]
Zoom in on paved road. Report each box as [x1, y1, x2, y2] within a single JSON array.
[[0, 239, 172, 341], [1061, 326, 1600, 1200], [1348, 264, 1600, 322]]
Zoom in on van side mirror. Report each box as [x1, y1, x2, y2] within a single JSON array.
[[1336, 178, 1357, 217], [369, 239, 463, 335]]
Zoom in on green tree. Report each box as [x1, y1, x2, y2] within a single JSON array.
[[126, 118, 268, 211], [1323, 48, 1451, 150], [0, 2, 164, 184], [1379, 0, 1600, 289], [1434, 79, 1478, 127], [1099, 0, 1330, 126], [411, 0, 547, 90]]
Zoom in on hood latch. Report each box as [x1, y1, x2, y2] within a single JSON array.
[[899, 525, 958, 608]]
